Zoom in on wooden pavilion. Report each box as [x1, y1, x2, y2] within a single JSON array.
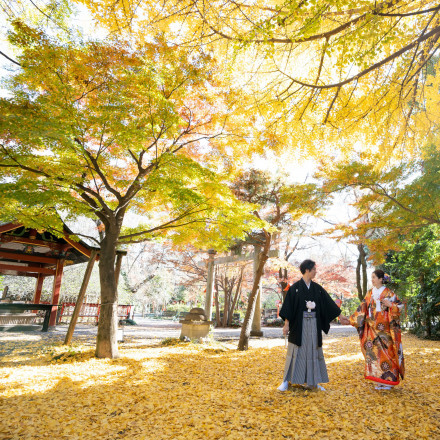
[[0, 221, 125, 327]]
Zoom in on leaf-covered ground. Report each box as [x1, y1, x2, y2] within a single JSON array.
[[0, 333, 439, 439]]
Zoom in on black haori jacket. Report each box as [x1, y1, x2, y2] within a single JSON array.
[[279, 279, 341, 347]]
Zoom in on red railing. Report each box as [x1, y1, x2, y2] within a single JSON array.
[[59, 302, 132, 323]]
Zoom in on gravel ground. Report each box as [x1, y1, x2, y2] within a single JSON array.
[[0, 317, 357, 357]]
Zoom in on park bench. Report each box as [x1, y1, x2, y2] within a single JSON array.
[[0, 303, 55, 331], [161, 310, 176, 319]]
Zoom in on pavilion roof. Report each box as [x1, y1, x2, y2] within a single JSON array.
[[0, 222, 125, 277]]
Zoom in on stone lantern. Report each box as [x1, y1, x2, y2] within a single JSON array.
[[179, 307, 213, 340]]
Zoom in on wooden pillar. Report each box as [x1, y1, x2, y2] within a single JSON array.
[[64, 250, 98, 345], [33, 274, 44, 304], [250, 247, 264, 337], [49, 259, 64, 327], [113, 252, 123, 321], [204, 249, 216, 321]]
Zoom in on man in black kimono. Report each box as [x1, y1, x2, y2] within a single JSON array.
[[278, 259, 341, 391]]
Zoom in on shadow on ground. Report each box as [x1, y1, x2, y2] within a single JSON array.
[[0, 333, 439, 440]]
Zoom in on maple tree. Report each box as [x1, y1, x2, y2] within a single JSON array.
[[0, 22, 263, 358], [265, 259, 356, 301], [135, 242, 252, 326], [120, 242, 178, 314], [318, 190, 370, 301], [122, 243, 212, 315], [230, 169, 326, 350], [213, 263, 248, 327], [317, 144, 440, 263], [282, 219, 317, 263], [313, 260, 357, 300]]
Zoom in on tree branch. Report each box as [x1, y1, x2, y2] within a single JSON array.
[[0, 50, 21, 66], [280, 24, 440, 90], [197, 0, 400, 44]]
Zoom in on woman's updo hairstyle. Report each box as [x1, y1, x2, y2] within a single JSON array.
[[373, 269, 390, 284]]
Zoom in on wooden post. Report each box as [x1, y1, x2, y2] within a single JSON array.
[[114, 252, 124, 323], [250, 246, 264, 337], [204, 249, 216, 321], [1, 286, 8, 300], [49, 259, 65, 327], [64, 250, 98, 345], [33, 274, 44, 304]]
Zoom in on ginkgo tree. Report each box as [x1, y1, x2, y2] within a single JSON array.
[[74, 0, 440, 154], [0, 22, 263, 358]]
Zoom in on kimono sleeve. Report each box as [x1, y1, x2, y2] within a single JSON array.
[[349, 300, 367, 337], [389, 294, 404, 320], [279, 287, 295, 322], [320, 287, 342, 333]]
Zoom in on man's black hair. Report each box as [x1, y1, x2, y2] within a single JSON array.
[[299, 259, 316, 275]]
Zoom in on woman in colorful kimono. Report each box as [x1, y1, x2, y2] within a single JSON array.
[[341, 270, 405, 390]]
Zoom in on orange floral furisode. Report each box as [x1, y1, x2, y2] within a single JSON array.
[[350, 288, 405, 385]]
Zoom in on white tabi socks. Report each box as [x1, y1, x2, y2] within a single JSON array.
[[277, 381, 289, 391], [375, 384, 394, 390]]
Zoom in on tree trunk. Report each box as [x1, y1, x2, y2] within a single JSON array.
[[356, 256, 362, 300], [425, 302, 432, 338], [222, 276, 230, 327], [237, 235, 270, 351], [419, 274, 431, 337], [214, 276, 221, 327], [95, 229, 120, 359], [228, 270, 243, 326], [356, 243, 367, 301], [361, 246, 368, 297]]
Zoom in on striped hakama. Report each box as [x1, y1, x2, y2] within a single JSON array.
[[282, 311, 329, 387]]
